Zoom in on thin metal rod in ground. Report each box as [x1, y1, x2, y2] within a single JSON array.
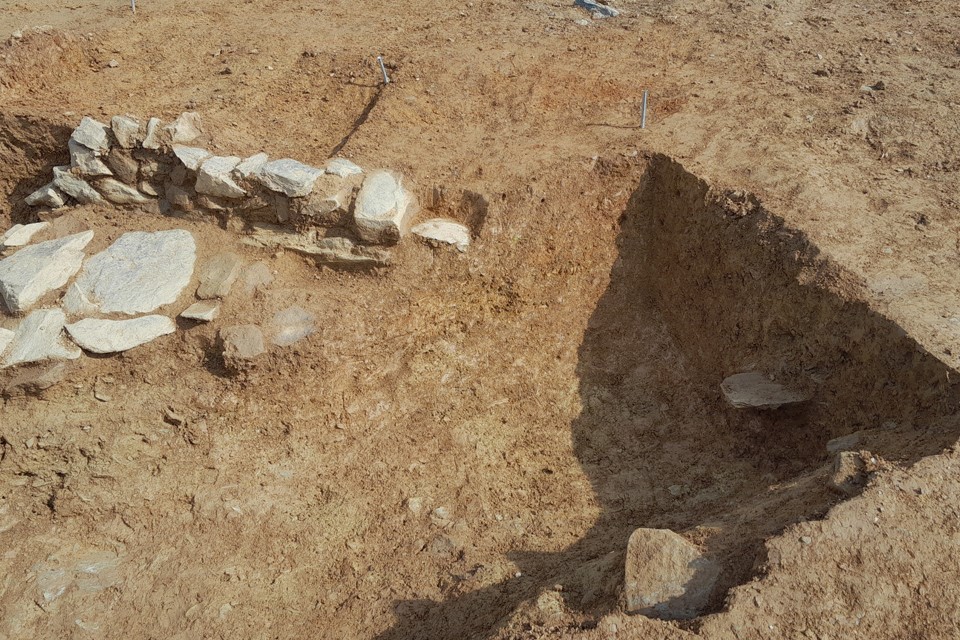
[[641, 90, 649, 129], [377, 56, 390, 84], [131, 0, 136, 13]]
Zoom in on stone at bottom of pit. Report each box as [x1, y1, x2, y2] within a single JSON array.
[[719, 371, 811, 409]]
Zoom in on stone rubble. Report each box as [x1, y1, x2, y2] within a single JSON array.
[[412, 218, 471, 252], [110, 115, 142, 149], [68, 139, 112, 177], [73, 230, 196, 315], [2, 309, 81, 368], [719, 371, 811, 409], [0, 231, 94, 314], [197, 156, 246, 198], [66, 316, 176, 354], [1, 222, 49, 249], [258, 158, 324, 197], [52, 166, 104, 205], [25, 183, 67, 208], [70, 116, 111, 152]]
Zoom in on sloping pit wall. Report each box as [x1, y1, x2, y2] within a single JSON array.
[[629, 154, 960, 466], [0, 112, 70, 225]]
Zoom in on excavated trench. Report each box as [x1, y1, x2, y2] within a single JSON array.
[[2, 114, 960, 638]]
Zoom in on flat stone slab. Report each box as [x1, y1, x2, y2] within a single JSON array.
[[354, 170, 416, 245], [68, 139, 112, 177], [180, 300, 220, 322], [166, 112, 203, 144], [720, 371, 811, 409], [173, 145, 212, 171], [2, 309, 82, 368], [197, 252, 243, 299], [0, 327, 14, 355], [0, 231, 94, 314], [196, 156, 246, 198], [575, 0, 620, 17], [1, 222, 49, 249], [142, 117, 165, 150], [271, 306, 315, 346], [221, 324, 265, 362], [66, 316, 175, 354], [73, 230, 196, 315], [412, 218, 470, 252], [235, 153, 269, 180], [25, 183, 66, 209], [71, 117, 111, 152], [258, 159, 324, 197], [53, 166, 104, 205], [96, 178, 152, 205], [625, 528, 719, 620], [324, 157, 363, 177]]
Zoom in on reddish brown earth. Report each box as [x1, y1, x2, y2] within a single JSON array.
[[1, 0, 960, 638]]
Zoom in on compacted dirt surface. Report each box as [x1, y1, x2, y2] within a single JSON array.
[[1, 1, 960, 638]]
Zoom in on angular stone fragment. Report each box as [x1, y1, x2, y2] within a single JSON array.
[[66, 315, 175, 354], [95, 178, 152, 205], [720, 371, 811, 410], [240, 262, 273, 296], [111, 115, 142, 149], [625, 528, 719, 620], [296, 174, 358, 225], [25, 183, 67, 208], [68, 139, 112, 177], [354, 170, 417, 245], [270, 306, 315, 346], [1, 222, 49, 249], [70, 116, 111, 152], [141, 117, 165, 150], [0, 231, 94, 313], [53, 166, 104, 204], [324, 157, 363, 177], [165, 184, 194, 211], [2, 309, 82, 368], [412, 218, 471, 252], [139, 159, 171, 181], [575, 0, 620, 18], [73, 230, 196, 315], [166, 112, 203, 144], [311, 236, 392, 267], [61, 283, 97, 317], [139, 181, 160, 197], [104, 148, 139, 184], [0, 327, 13, 355], [221, 324, 265, 365], [258, 159, 324, 197], [234, 152, 269, 180], [196, 156, 246, 199], [828, 451, 869, 496], [180, 300, 220, 322], [173, 145, 212, 172], [197, 252, 243, 299]]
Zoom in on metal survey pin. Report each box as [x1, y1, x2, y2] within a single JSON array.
[[641, 90, 649, 129], [377, 56, 390, 85], [131, 0, 136, 13]]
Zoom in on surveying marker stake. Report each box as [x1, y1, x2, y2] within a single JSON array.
[[377, 57, 390, 85], [641, 90, 649, 129], [131, 0, 136, 13]]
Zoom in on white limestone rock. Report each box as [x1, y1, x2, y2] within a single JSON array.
[[70, 117, 111, 152], [61, 283, 97, 317], [196, 156, 246, 199], [25, 183, 67, 208], [0, 327, 14, 355], [270, 306, 315, 346], [141, 117, 165, 150], [95, 178, 152, 205], [1, 222, 49, 249], [197, 252, 243, 299], [0, 231, 94, 313], [324, 157, 363, 177], [624, 528, 719, 620], [166, 112, 203, 144], [180, 300, 220, 322], [412, 219, 470, 252], [234, 152, 269, 180], [220, 324, 266, 365], [73, 230, 196, 315], [354, 170, 417, 245], [68, 139, 112, 177], [172, 145, 212, 171], [111, 115, 142, 149], [258, 159, 324, 197], [52, 166, 104, 205], [66, 315, 175, 354], [2, 309, 81, 368], [720, 371, 811, 409]]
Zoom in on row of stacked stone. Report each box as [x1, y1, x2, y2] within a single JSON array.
[[23, 113, 452, 257]]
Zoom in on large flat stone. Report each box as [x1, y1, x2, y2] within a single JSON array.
[[412, 218, 470, 252], [24, 183, 67, 208], [0, 327, 14, 355], [95, 178, 152, 205], [196, 156, 246, 199], [2, 309, 82, 368], [53, 166, 104, 205], [0, 231, 94, 313], [324, 157, 363, 177], [720, 371, 811, 409], [66, 315, 176, 354], [625, 528, 719, 620], [70, 117, 111, 152], [1, 222, 49, 249], [73, 230, 196, 315], [197, 252, 243, 299], [234, 153, 269, 180], [258, 159, 324, 197], [354, 170, 417, 245], [172, 145, 212, 171], [68, 139, 112, 177]]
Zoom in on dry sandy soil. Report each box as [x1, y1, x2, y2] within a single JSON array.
[[1, 0, 960, 638]]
